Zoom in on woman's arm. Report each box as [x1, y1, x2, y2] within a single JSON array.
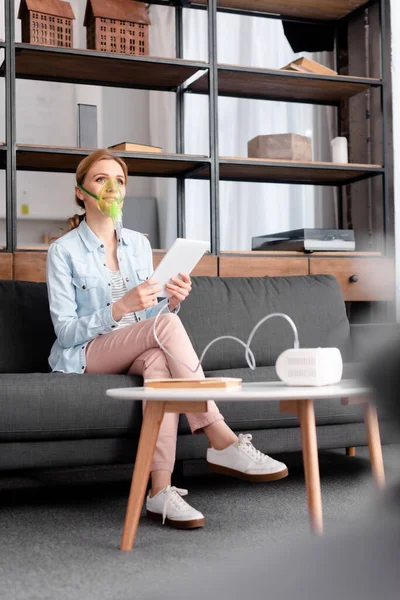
[[46, 242, 119, 348]]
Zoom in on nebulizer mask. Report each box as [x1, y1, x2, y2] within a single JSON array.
[[78, 177, 124, 238]]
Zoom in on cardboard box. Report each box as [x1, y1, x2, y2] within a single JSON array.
[[248, 134, 312, 162]]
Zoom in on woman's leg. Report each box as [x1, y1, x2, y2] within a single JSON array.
[[139, 315, 236, 445], [86, 329, 178, 493], [86, 313, 239, 448], [128, 348, 179, 494], [86, 324, 206, 529], [85, 315, 231, 489]]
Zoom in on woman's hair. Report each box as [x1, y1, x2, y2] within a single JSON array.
[[67, 149, 128, 232]]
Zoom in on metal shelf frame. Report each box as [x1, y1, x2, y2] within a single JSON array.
[[1, 0, 393, 255]]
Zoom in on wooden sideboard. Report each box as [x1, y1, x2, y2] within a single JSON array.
[[219, 252, 394, 302], [0, 254, 13, 280], [11, 251, 219, 283], [7, 250, 395, 304]]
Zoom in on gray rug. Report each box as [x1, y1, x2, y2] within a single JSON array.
[[1, 445, 400, 600]]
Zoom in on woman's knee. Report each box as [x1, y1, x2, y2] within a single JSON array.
[[130, 347, 168, 375], [156, 312, 184, 335], [158, 313, 181, 327]]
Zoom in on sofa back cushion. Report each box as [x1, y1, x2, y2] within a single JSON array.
[[0, 280, 55, 373], [0, 274, 350, 373], [178, 275, 351, 371]]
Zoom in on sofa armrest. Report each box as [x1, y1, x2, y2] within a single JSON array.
[[350, 322, 400, 363]]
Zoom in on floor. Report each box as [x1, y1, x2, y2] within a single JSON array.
[[1, 445, 399, 600]]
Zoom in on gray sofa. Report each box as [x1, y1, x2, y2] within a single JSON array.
[[0, 274, 397, 473]]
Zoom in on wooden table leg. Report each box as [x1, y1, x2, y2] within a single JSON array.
[[364, 403, 385, 489], [120, 401, 166, 551], [298, 400, 323, 535]]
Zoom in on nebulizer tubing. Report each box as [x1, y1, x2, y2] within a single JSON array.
[[152, 302, 300, 374]]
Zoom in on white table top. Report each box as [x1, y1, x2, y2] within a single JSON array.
[[106, 379, 371, 402]]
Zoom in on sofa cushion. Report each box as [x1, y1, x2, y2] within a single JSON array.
[[0, 280, 55, 373], [179, 275, 351, 372], [0, 373, 143, 442]]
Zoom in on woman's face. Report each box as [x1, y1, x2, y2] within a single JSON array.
[[76, 158, 127, 217]]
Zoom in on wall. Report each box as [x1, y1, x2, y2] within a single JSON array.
[[0, 0, 153, 247]]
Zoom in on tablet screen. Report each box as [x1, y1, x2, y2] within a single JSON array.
[[151, 238, 210, 297]]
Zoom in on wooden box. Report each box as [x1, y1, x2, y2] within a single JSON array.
[[248, 134, 312, 162]]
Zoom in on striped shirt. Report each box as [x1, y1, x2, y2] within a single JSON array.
[[109, 269, 138, 328]]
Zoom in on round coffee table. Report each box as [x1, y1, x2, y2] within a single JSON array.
[[107, 379, 384, 551]]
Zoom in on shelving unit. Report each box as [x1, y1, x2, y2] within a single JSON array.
[[0, 0, 395, 311]]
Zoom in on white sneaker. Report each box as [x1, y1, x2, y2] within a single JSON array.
[[207, 433, 289, 482], [146, 485, 205, 529]]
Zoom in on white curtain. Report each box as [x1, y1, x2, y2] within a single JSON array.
[[149, 7, 337, 249]]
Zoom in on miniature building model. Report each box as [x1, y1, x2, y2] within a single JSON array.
[[84, 0, 150, 56], [18, 0, 75, 48]]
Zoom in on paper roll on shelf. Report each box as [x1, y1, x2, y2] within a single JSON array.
[[331, 137, 349, 163]]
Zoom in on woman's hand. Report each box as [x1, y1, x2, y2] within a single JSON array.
[[112, 280, 161, 321], [166, 273, 192, 311]]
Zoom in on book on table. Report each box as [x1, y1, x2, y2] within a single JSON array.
[[144, 377, 242, 389], [108, 142, 162, 153]]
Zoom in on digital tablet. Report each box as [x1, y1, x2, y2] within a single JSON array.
[[150, 238, 210, 298]]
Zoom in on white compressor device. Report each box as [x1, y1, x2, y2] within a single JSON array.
[[275, 347, 343, 386]]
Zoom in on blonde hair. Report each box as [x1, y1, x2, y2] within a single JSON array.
[[67, 149, 128, 232]]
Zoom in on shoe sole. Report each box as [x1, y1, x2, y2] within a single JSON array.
[[207, 463, 289, 482], [147, 510, 205, 529]]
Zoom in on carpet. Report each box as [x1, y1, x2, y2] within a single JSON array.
[[1, 445, 399, 600]]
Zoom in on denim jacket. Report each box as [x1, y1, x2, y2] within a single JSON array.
[[46, 219, 170, 374]]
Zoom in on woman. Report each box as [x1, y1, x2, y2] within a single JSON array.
[[47, 150, 288, 530]]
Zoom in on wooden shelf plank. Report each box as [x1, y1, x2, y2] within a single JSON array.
[[15, 145, 210, 179], [5, 44, 207, 90], [217, 157, 383, 186], [192, 0, 369, 20], [187, 66, 380, 105]]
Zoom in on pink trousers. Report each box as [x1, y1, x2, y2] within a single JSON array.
[[85, 313, 224, 473]]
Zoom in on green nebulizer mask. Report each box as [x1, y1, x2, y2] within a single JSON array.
[[78, 177, 124, 235]]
